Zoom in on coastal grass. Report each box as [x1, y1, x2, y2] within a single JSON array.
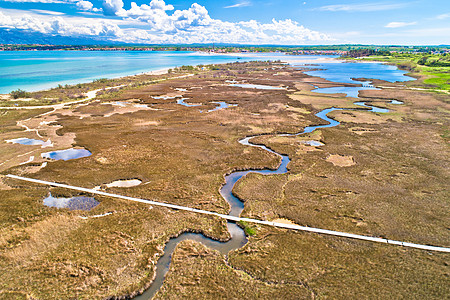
[[155, 240, 311, 299], [0, 62, 309, 299], [228, 74, 449, 298], [229, 227, 449, 299], [0, 108, 51, 133], [0, 61, 448, 299], [356, 53, 450, 92]]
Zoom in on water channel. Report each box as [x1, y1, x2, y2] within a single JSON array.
[[9, 56, 411, 299], [136, 98, 395, 299]]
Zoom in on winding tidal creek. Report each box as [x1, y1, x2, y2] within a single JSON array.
[[136, 99, 390, 299], [134, 61, 417, 299]]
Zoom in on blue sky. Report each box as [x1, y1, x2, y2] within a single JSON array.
[[0, 0, 449, 45]]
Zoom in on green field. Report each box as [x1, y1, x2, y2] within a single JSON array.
[[355, 53, 450, 92]]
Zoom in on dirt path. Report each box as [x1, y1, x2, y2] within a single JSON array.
[[0, 73, 194, 110]]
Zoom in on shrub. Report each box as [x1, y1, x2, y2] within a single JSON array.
[[93, 78, 109, 83], [10, 89, 30, 99]]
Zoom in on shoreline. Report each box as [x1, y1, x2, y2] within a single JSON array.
[[0, 67, 171, 96], [0, 50, 245, 95], [0, 52, 340, 95]]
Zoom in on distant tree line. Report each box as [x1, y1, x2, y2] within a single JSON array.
[[417, 55, 450, 67], [344, 49, 391, 58], [1, 44, 448, 54]]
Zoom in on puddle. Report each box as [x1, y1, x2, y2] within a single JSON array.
[[133, 104, 150, 108], [303, 140, 324, 146], [390, 100, 404, 104], [43, 193, 99, 211], [207, 101, 237, 112], [229, 83, 285, 90], [41, 148, 91, 161], [6, 138, 48, 146], [106, 179, 142, 188]]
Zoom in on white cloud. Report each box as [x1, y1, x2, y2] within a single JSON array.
[[0, 10, 122, 37], [77, 0, 92, 11], [76, 0, 101, 12], [113, 0, 330, 43], [0, 0, 74, 3], [385, 21, 417, 28], [224, 1, 251, 9], [31, 9, 66, 15], [147, 0, 174, 10], [316, 2, 408, 12], [102, 0, 124, 15], [0, 1, 331, 44], [436, 13, 450, 20]]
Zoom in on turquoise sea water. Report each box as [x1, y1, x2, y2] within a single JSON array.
[[0, 51, 413, 94], [0, 51, 276, 94]]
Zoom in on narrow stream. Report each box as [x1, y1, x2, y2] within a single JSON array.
[[136, 100, 388, 299]]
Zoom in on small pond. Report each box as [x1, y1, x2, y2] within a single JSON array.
[[390, 100, 404, 104], [41, 148, 91, 161], [43, 193, 99, 211], [303, 140, 324, 146], [6, 137, 46, 146]]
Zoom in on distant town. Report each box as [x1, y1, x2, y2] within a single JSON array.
[[1, 44, 449, 56]]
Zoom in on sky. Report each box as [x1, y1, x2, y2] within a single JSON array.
[[0, 0, 449, 45]]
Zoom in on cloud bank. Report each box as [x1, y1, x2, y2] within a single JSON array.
[[0, 0, 331, 44]]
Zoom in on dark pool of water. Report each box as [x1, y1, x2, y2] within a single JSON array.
[[43, 193, 99, 211]]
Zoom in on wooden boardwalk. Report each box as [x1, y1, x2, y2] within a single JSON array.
[[7, 174, 450, 253]]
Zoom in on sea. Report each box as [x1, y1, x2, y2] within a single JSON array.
[[0, 51, 413, 94]]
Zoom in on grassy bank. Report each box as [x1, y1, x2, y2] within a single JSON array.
[[353, 53, 450, 92]]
